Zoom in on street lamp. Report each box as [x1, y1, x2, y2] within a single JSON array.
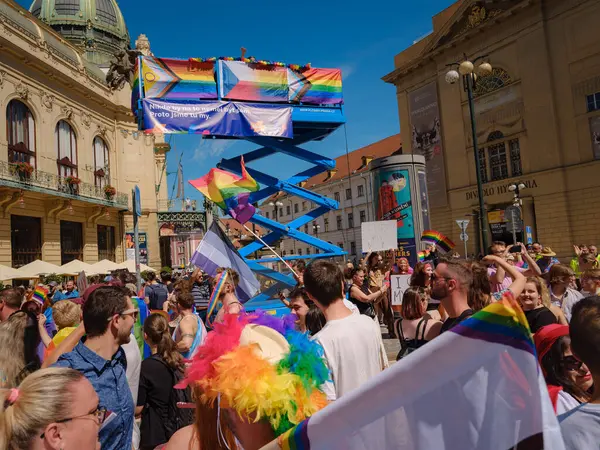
[[446, 53, 492, 253], [312, 223, 320, 237], [268, 201, 283, 221], [508, 182, 526, 206]]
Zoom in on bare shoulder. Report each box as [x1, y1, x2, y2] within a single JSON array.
[[165, 424, 197, 450]]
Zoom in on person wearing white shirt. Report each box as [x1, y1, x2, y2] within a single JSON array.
[[304, 260, 388, 401], [548, 265, 584, 322]]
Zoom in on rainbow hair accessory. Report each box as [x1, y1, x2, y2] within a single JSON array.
[[182, 312, 329, 436], [32, 286, 48, 305], [421, 230, 455, 253]]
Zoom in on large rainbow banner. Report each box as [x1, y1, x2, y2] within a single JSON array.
[[134, 57, 343, 106], [140, 57, 218, 100]]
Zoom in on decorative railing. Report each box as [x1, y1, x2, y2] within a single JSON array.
[[0, 161, 129, 208]]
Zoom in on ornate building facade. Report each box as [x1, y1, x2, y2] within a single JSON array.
[[0, 0, 169, 268], [384, 0, 600, 258]]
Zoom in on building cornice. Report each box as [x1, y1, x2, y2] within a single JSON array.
[[382, 0, 536, 85], [0, 1, 129, 113]]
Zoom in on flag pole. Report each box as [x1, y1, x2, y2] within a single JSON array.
[[242, 223, 298, 278]]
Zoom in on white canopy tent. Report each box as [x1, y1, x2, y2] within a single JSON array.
[[58, 259, 99, 276], [0, 264, 26, 281], [115, 259, 156, 273], [90, 259, 120, 274], [17, 260, 62, 278]]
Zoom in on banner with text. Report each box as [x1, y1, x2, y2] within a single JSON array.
[[390, 274, 411, 307], [408, 82, 448, 208], [141, 99, 293, 138]]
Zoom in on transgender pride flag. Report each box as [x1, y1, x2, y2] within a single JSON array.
[[263, 293, 565, 450]]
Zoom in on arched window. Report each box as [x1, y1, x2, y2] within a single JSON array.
[[6, 100, 36, 167], [478, 130, 522, 183], [55, 120, 78, 177], [93, 136, 110, 187], [473, 68, 512, 97]]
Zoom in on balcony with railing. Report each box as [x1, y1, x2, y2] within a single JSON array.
[[0, 161, 129, 209]]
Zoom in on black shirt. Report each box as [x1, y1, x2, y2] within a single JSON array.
[[525, 307, 557, 333], [440, 309, 474, 333], [137, 355, 177, 449]]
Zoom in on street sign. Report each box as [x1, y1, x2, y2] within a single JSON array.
[[526, 226, 533, 245], [460, 232, 469, 242], [456, 219, 470, 231]]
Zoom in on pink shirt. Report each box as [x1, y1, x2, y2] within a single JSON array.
[[487, 266, 527, 293]]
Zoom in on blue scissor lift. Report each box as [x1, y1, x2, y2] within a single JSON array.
[[219, 106, 347, 309]]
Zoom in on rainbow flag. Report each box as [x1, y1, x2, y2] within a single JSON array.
[[417, 250, 428, 262], [189, 156, 259, 224], [204, 271, 229, 328], [220, 60, 289, 102], [421, 230, 455, 253], [266, 292, 563, 450], [139, 56, 218, 100], [32, 286, 48, 305], [289, 68, 343, 105]]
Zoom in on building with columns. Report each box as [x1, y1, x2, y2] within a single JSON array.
[[0, 0, 169, 268], [384, 0, 600, 258]]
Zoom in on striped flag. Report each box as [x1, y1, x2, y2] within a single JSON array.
[[263, 292, 565, 450], [190, 221, 259, 302]]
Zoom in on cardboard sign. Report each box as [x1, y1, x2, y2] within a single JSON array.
[[390, 274, 412, 306], [361, 220, 398, 253]]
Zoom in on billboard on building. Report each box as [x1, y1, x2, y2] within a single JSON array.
[[372, 168, 417, 266], [126, 232, 148, 265], [408, 82, 448, 208]]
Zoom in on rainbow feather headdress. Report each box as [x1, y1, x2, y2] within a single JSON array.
[[182, 312, 329, 436], [421, 230, 455, 253]]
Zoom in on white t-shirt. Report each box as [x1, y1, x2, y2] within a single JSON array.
[[312, 311, 387, 401], [556, 390, 580, 416], [559, 402, 600, 449]]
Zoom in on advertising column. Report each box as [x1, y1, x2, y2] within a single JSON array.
[[370, 155, 427, 268]]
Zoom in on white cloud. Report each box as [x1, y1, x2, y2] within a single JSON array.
[[192, 139, 236, 161]]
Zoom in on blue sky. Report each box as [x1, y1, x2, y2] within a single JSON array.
[[20, 0, 456, 205]]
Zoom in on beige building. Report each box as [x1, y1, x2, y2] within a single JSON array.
[[0, 0, 169, 268], [384, 0, 600, 258]]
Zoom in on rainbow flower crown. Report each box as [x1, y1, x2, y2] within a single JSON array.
[[182, 312, 329, 436]]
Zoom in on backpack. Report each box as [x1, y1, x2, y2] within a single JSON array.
[[147, 283, 169, 310], [151, 355, 195, 439]]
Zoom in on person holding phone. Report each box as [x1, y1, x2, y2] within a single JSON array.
[[488, 242, 541, 293]]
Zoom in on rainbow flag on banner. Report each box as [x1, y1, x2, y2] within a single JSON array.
[[288, 68, 343, 105], [140, 56, 218, 100], [264, 292, 564, 450], [421, 230, 455, 253], [189, 156, 259, 224]]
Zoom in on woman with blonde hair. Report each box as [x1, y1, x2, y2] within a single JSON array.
[[0, 311, 40, 388], [0, 367, 105, 449]]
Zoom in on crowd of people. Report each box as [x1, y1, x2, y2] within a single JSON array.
[[0, 240, 599, 449]]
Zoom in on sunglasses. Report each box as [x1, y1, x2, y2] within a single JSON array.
[[41, 406, 109, 438], [107, 308, 139, 322], [563, 355, 585, 372], [431, 273, 453, 283]]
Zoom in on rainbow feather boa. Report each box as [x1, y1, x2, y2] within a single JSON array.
[[182, 312, 329, 436]]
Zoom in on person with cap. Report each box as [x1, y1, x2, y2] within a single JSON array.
[[535, 324, 592, 415], [536, 247, 561, 274]]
